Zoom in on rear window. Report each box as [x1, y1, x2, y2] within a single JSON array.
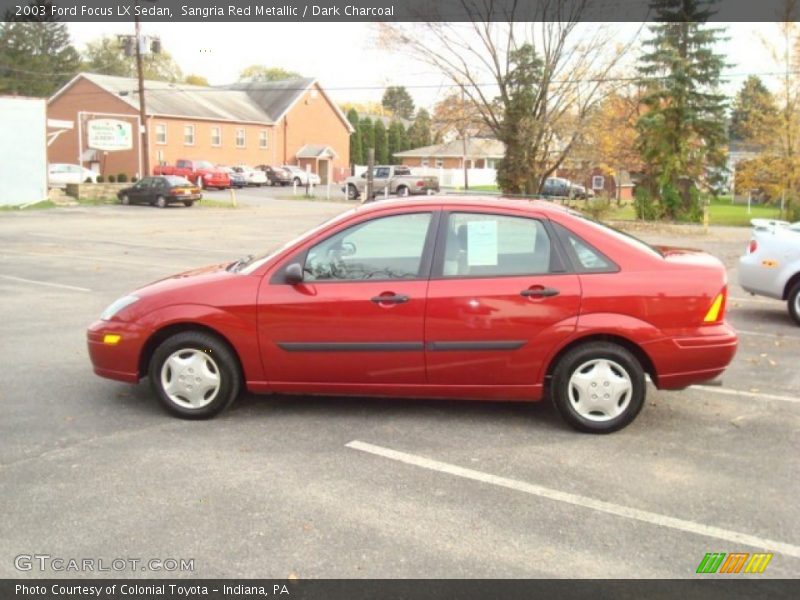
[[568, 211, 663, 258], [165, 176, 191, 185]]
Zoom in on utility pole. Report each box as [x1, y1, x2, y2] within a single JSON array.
[[134, 4, 150, 176]]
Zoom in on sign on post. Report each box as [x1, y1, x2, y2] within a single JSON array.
[[87, 119, 133, 152]]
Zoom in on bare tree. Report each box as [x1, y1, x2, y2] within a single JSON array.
[[380, 1, 640, 194]]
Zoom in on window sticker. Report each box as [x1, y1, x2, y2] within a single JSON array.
[[467, 220, 498, 266]]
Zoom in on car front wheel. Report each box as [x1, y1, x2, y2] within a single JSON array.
[[120, 194, 130, 205], [156, 196, 167, 208], [788, 281, 800, 326], [149, 331, 242, 419], [550, 342, 645, 433], [347, 184, 359, 200]]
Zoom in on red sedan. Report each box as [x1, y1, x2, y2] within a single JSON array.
[[87, 198, 737, 433]]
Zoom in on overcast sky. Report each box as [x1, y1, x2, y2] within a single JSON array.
[[67, 22, 784, 110]]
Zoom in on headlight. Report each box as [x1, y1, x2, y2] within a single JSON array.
[[100, 295, 140, 320]]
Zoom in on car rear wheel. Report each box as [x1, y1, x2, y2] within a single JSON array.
[[149, 331, 242, 419], [183, 201, 194, 207], [120, 194, 130, 205], [293, 177, 302, 186], [397, 186, 410, 197], [551, 342, 645, 433], [347, 184, 359, 200], [156, 196, 167, 208], [788, 281, 800, 326]]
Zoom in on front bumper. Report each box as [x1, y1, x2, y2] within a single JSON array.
[[645, 322, 738, 390], [87, 320, 148, 383]]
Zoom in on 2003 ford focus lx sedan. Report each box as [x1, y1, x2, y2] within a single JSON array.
[[87, 197, 738, 433]]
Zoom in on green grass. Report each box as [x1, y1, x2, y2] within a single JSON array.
[[197, 199, 237, 209], [462, 184, 500, 192], [77, 196, 117, 206], [0, 200, 57, 211], [601, 197, 782, 226]]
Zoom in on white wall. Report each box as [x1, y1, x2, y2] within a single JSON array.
[[0, 97, 48, 206]]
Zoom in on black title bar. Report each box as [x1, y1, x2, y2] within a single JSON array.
[[0, 0, 796, 23]]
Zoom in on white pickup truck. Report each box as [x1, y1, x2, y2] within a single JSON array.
[[343, 165, 439, 201]]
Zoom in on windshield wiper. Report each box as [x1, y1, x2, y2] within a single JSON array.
[[227, 254, 254, 272]]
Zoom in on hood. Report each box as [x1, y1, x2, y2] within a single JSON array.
[[134, 262, 236, 298]]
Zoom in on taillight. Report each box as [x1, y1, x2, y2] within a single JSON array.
[[416, 180, 425, 187], [747, 239, 758, 254], [703, 287, 727, 323]]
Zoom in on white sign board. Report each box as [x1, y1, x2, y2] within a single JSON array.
[[592, 175, 605, 190], [87, 119, 133, 151], [467, 220, 498, 266]]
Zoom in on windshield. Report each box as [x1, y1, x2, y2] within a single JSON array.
[[240, 208, 359, 274]]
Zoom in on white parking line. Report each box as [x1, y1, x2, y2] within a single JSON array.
[[690, 385, 800, 404], [0, 274, 91, 292], [346, 440, 800, 559], [737, 329, 799, 340], [729, 296, 781, 305]]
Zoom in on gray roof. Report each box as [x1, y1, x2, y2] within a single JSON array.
[[221, 78, 317, 122], [395, 138, 505, 159], [76, 73, 273, 124], [296, 144, 338, 159]]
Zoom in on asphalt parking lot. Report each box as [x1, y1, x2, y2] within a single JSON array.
[[0, 192, 798, 579]]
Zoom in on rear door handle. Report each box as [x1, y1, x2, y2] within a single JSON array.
[[520, 287, 560, 298], [371, 294, 409, 304]]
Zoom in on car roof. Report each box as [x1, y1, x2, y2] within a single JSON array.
[[351, 195, 571, 217]]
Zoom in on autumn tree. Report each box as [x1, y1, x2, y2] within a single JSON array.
[[380, 5, 637, 194], [381, 86, 415, 119], [734, 7, 800, 220], [636, 0, 729, 220], [0, 1, 80, 97], [82, 36, 183, 82], [184, 74, 209, 86], [432, 92, 488, 141], [238, 65, 300, 82]]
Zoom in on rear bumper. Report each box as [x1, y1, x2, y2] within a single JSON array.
[[737, 255, 784, 300], [87, 320, 148, 384], [645, 322, 738, 390]]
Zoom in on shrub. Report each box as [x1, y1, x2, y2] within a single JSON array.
[[131, 176, 138, 183], [107, 174, 116, 183], [97, 175, 105, 183], [634, 186, 661, 221], [117, 173, 128, 183], [583, 197, 612, 220], [84, 176, 94, 184]]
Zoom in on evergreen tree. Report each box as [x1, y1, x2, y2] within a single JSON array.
[[729, 75, 777, 143], [382, 86, 415, 119], [374, 120, 388, 164], [387, 121, 407, 163], [636, 0, 729, 220], [347, 108, 362, 166], [407, 108, 433, 149], [360, 117, 375, 162], [0, 1, 80, 97]]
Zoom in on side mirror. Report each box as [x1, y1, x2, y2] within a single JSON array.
[[285, 262, 304, 285]]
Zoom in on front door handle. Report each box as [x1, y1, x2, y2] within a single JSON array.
[[520, 287, 560, 298], [371, 293, 409, 304]]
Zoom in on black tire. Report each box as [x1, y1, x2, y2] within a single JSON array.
[[347, 184, 359, 200], [183, 201, 194, 207], [293, 177, 302, 186], [788, 281, 800, 326], [120, 194, 130, 205], [397, 185, 410, 197], [156, 195, 167, 209], [550, 342, 645, 433], [149, 331, 242, 419]]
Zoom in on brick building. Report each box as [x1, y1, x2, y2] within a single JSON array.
[[47, 73, 352, 183]]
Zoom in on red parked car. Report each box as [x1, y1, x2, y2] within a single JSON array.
[[87, 197, 737, 433], [153, 159, 230, 190]]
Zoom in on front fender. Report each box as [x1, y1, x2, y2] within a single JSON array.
[[138, 303, 264, 383]]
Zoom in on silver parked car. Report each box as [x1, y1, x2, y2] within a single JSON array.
[[738, 218, 800, 325]]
